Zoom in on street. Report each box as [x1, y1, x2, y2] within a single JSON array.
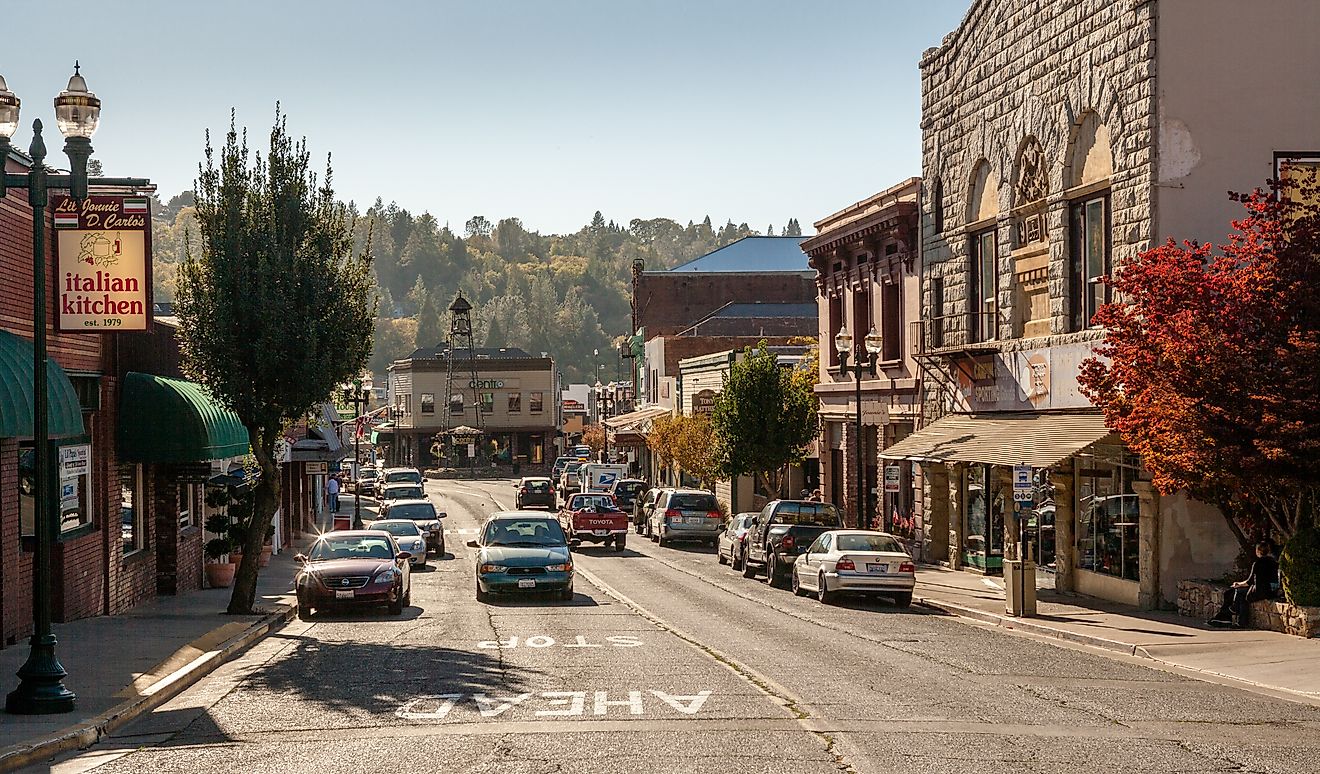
[[47, 477, 1320, 774]]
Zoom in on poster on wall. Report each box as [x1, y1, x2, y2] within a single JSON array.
[[52, 194, 153, 332]]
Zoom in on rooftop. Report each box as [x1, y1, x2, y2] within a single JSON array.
[[403, 345, 543, 361], [664, 236, 810, 273], [707, 302, 818, 319]]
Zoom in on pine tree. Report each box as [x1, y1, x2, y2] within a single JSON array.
[[415, 292, 445, 348], [784, 218, 802, 237]]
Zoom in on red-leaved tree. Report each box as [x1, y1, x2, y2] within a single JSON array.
[[1078, 172, 1320, 549]]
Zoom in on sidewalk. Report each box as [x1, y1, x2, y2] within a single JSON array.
[[0, 548, 302, 771], [914, 565, 1320, 703]]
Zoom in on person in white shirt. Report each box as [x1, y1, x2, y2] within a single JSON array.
[[326, 476, 341, 514]]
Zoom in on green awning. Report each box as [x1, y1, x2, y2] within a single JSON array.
[[0, 330, 84, 439], [370, 422, 394, 445], [118, 372, 249, 463]]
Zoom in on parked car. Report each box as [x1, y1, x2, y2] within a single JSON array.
[[571, 444, 593, 460], [382, 467, 424, 485], [378, 498, 446, 555], [469, 512, 574, 602], [743, 500, 844, 588], [365, 519, 429, 567], [353, 467, 379, 497], [559, 462, 585, 499], [559, 492, 629, 551], [551, 456, 572, 481], [610, 479, 648, 515], [791, 530, 915, 606], [378, 482, 426, 504], [647, 489, 722, 547], [717, 512, 759, 569], [581, 463, 627, 493], [634, 487, 668, 534], [515, 477, 556, 509], [294, 530, 412, 619]]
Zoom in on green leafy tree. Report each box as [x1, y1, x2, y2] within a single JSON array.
[[176, 109, 376, 614], [415, 290, 444, 349], [711, 343, 817, 499]]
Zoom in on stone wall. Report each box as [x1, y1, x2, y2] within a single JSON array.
[[1178, 580, 1320, 638]]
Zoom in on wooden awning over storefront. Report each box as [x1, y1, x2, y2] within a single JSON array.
[[879, 411, 1114, 469]]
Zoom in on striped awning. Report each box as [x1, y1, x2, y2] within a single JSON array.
[[603, 405, 671, 431], [879, 411, 1115, 468]]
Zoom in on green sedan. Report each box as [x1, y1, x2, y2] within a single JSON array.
[[469, 512, 574, 602]]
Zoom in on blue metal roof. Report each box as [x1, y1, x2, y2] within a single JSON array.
[[667, 236, 810, 273], [710, 302, 818, 319]]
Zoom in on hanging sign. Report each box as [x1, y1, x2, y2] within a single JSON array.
[[1012, 464, 1034, 502], [883, 465, 901, 493], [52, 194, 153, 332]]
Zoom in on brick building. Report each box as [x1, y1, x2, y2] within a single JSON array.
[[884, 0, 1320, 608]]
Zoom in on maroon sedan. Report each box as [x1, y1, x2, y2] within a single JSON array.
[[295, 530, 412, 620]]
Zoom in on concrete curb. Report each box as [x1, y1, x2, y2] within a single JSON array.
[[0, 599, 295, 773], [914, 594, 1148, 657]]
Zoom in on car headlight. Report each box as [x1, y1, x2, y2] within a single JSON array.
[[479, 564, 508, 574], [544, 563, 573, 572], [412, 540, 425, 551], [373, 568, 399, 584]]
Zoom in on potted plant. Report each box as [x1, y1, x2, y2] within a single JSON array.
[[204, 536, 236, 588], [227, 523, 248, 564]]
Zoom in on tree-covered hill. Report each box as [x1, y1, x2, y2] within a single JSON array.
[[149, 191, 802, 383]]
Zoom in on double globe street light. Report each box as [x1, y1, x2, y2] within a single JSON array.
[[835, 325, 884, 530], [2, 65, 148, 715], [593, 380, 615, 463]]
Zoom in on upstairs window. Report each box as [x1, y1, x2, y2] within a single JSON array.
[[1070, 195, 1110, 330], [970, 229, 997, 342]]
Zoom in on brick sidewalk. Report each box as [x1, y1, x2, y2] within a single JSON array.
[[915, 565, 1320, 703]]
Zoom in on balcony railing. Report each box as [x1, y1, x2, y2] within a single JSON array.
[[909, 311, 1000, 357]]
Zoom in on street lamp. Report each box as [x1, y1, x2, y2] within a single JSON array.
[[343, 382, 370, 529], [3, 65, 147, 716], [593, 380, 613, 463], [835, 325, 883, 530]]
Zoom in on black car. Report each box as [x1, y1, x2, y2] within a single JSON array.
[[609, 479, 649, 514], [515, 477, 556, 509]]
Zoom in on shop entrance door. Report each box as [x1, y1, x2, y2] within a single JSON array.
[[962, 463, 1004, 574]]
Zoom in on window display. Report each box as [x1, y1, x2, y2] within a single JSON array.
[[1075, 445, 1141, 581]]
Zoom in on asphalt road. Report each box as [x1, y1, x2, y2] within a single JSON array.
[[45, 477, 1320, 774]]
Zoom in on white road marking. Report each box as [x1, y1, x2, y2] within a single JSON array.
[[649, 690, 712, 715], [476, 635, 643, 649], [535, 691, 587, 717], [394, 690, 714, 721], [443, 528, 480, 536], [594, 690, 644, 715], [474, 693, 533, 718]]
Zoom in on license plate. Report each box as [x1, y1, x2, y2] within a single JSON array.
[[593, 529, 610, 536], [866, 563, 889, 574], [335, 590, 354, 599], [685, 516, 704, 525], [517, 578, 536, 589]]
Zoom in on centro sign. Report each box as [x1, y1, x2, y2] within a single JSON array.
[[469, 379, 505, 389]]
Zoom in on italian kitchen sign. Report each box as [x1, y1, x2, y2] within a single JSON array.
[[53, 194, 152, 332]]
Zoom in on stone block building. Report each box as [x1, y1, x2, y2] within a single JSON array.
[[884, 0, 1320, 608]]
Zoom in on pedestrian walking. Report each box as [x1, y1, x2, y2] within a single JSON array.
[[326, 475, 341, 514], [1208, 540, 1278, 629]]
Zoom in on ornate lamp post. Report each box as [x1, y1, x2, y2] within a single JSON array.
[[343, 381, 370, 528], [835, 325, 884, 530], [2, 65, 147, 715], [593, 380, 614, 463]]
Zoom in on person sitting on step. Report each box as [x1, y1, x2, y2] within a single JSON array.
[[1209, 540, 1278, 629]]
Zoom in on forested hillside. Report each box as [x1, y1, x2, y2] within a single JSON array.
[[149, 191, 802, 382]]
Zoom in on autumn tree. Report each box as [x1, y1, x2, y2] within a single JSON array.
[[581, 424, 606, 455], [176, 109, 376, 614], [1079, 173, 1320, 551], [711, 343, 817, 499]]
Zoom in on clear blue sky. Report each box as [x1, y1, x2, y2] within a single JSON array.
[[11, 0, 968, 235]]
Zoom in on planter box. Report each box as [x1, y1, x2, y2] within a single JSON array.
[[1177, 579, 1320, 638]]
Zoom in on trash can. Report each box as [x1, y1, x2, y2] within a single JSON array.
[[1004, 558, 1037, 617]]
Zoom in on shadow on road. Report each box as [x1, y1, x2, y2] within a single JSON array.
[[482, 592, 601, 608]]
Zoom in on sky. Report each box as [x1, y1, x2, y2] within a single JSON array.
[[10, 0, 969, 235]]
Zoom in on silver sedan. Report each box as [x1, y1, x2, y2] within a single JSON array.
[[791, 530, 915, 607], [366, 519, 429, 567]]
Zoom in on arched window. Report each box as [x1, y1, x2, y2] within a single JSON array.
[[967, 160, 998, 223], [1066, 112, 1114, 331], [932, 178, 945, 233], [966, 160, 998, 342]]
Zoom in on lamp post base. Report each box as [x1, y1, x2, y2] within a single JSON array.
[[5, 634, 76, 714]]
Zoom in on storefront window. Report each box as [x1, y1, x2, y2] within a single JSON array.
[[530, 392, 544, 413], [121, 464, 145, 554], [531, 435, 544, 464], [450, 395, 464, 415], [1026, 468, 1055, 570], [420, 393, 435, 414], [178, 483, 202, 529], [479, 392, 494, 414], [508, 392, 522, 413], [963, 464, 1004, 572], [1075, 445, 1141, 581], [21, 443, 92, 537]]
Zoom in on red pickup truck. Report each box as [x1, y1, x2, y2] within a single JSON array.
[[558, 493, 628, 552]]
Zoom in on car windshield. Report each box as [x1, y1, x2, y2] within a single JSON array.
[[384, 471, 422, 484], [359, 469, 377, 479], [774, 502, 842, 526], [616, 482, 646, 495], [387, 503, 437, 521], [524, 480, 551, 492], [670, 493, 717, 511], [384, 485, 424, 499], [483, 519, 567, 547], [308, 535, 395, 561], [566, 462, 583, 472], [571, 495, 617, 511], [835, 534, 903, 553], [369, 521, 422, 537]]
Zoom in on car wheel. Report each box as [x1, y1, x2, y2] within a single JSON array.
[[658, 534, 668, 548], [438, 539, 446, 557], [717, 546, 728, 565], [732, 547, 745, 571], [766, 554, 781, 587], [893, 591, 913, 608], [818, 573, 835, 605], [791, 570, 805, 597], [297, 595, 316, 621], [635, 521, 644, 535], [614, 538, 626, 552], [742, 555, 758, 578], [388, 595, 404, 615], [475, 579, 491, 604], [558, 585, 574, 602]]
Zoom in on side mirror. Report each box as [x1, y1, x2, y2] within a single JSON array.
[[293, 553, 307, 564], [396, 551, 412, 561], [437, 511, 448, 519], [465, 540, 479, 548]]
